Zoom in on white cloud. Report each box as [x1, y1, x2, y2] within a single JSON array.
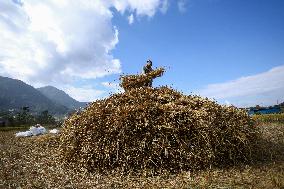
[[102, 81, 123, 93], [0, 0, 170, 101], [0, 0, 169, 86], [177, 0, 187, 13], [128, 14, 134, 24], [224, 100, 231, 106], [160, 0, 170, 14], [63, 85, 105, 102], [111, 0, 168, 17], [0, 0, 120, 85], [197, 65, 284, 107]]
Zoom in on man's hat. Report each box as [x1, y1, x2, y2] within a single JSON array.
[[147, 59, 152, 63]]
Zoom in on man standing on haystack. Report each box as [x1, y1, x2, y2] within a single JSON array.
[[143, 59, 153, 87]]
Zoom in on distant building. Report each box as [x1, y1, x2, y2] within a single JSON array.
[[248, 106, 281, 115]]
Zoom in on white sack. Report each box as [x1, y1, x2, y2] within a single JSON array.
[[49, 129, 60, 134], [15, 131, 33, 137], [15, 126, 47, 137], [30, 126, 46, 136]]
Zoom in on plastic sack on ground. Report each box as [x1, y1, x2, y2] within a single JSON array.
[[15, 131, 33, 137], [49, 129, 60, 134], [30, 126, 46, 136], [15, 125, 47, 137]]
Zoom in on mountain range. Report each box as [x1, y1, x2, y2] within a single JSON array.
[[37, 86, 87, 110], [0, 76, 88, 115]]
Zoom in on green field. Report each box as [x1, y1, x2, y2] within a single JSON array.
[[0, 122, 283, 188]]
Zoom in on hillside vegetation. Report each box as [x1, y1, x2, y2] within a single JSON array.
[[0, 76, 68, 115]]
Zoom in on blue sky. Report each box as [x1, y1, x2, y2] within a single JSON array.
[[112, 0, 284, 85], [0, 0, 283, 107]]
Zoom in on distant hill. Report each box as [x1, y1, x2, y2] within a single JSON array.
[[0, 76, 68, 115], [37, 86, 87, 109]]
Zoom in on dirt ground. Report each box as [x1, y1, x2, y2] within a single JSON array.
[[0, 123, 283, 189]]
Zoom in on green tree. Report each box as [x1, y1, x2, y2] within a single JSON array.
[[0, 111, 20, 127], [36, 110, 55, 125], [15, 107, 35, 126]]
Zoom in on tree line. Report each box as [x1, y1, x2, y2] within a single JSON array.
[[0, 107, 57, 127]]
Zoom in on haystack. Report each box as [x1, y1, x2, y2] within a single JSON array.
[[59, 68, 257, 174]]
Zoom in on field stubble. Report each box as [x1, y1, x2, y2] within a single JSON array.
[[0, 123, 283, 188]]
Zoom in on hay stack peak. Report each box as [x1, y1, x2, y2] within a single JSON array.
[[59, 67, 256, 174]]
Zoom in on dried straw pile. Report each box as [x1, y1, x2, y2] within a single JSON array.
[[59, 69, 257, 174], [120, 68, 164, 91]]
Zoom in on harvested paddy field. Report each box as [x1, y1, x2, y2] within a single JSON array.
[[1, 123, 283, 189]]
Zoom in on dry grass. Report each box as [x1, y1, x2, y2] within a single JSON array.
[[253, 113, 284, 124], [60, 69, 256, 174], [119, 68, 165, 91], [60, 86, 257, 174], [0, 123, 283, 188]]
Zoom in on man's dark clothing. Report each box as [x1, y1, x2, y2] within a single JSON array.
[[143, 63, 153, 87], [143, 64, 153, 74]]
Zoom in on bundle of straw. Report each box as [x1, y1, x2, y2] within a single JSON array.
[[120, 68, 165, 91]]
